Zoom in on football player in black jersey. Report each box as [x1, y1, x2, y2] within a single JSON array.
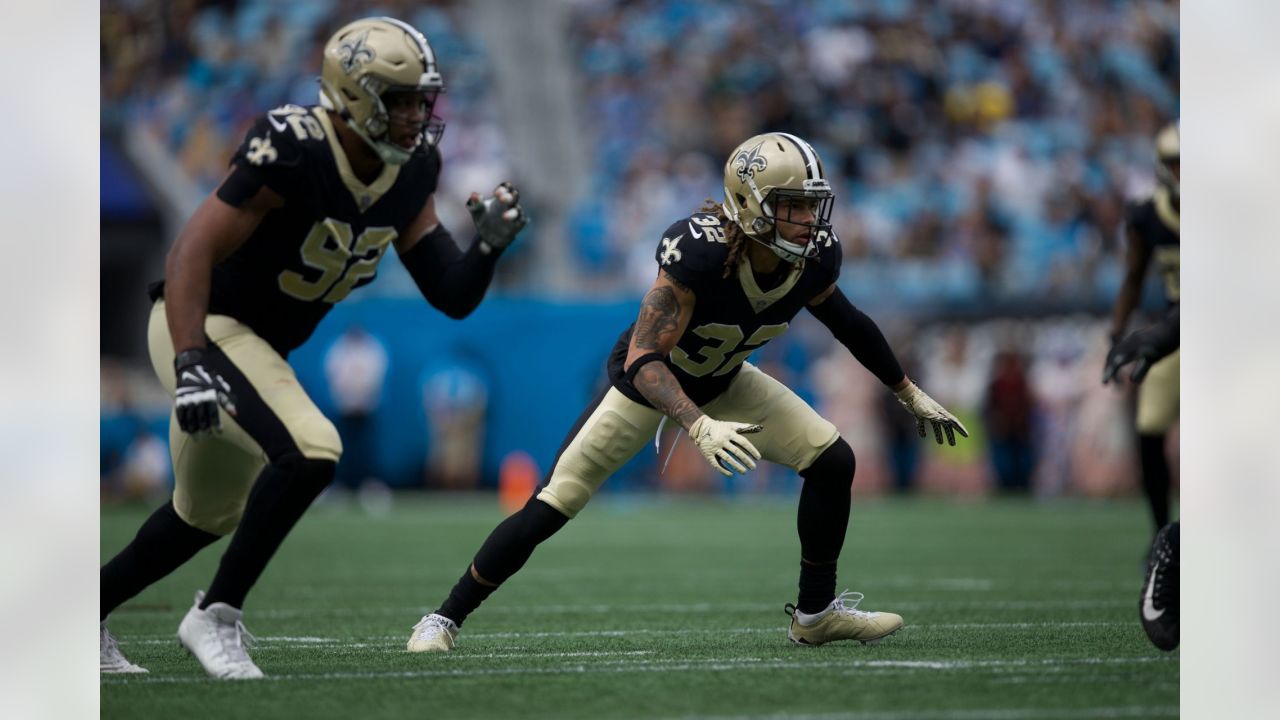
[[99, 17, 528, 679], [1106, 122, 1179, 543], [407, 133, 967, 652], [1103, 307, 1180, 651]]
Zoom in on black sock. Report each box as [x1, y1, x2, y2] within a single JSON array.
[[101, 501, 220, 620], [436, 497, 569, 625], [797, 560, 838, 614], [1138, 433, 1171, 533], [438, 566, 499, 625], [202, 454, 335, 610], [796, 439, 856, 613]]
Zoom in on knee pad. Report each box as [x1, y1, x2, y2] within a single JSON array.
[[150, 500, 222, 543], [292, 415, 343, 462], [800, 437, 856, 487]]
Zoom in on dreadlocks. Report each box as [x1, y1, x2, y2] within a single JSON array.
[[697, 198, 750, 279]]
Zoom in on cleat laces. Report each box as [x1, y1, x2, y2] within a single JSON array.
[[215, 618, 256, 663], [830, 590, 877, 620], [412, 614, 453, 641], [784, 590, 878, 621]]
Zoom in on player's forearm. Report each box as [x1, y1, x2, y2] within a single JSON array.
[[402, 224, 499, 320], [633, 361, 703, 431], [1112, 228, 1150, 338], [625, 279, 701, 429], [807, 288, 905, 387], [163, 239, 215, 352], [430, 240, 499, 319], [1109, 280, 1143, 338]]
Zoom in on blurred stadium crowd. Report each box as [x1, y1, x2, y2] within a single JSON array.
[[103, 0, 1177, 304], [100, 0, 1177, 500]]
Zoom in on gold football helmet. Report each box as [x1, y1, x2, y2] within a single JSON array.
[[722, 132, 834, 263], [1155, 121, 1179, 199], [319, 17, 445, 165]]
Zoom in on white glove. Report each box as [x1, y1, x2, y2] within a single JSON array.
[[894, 381, 969, 446], [467, 181, 528, 254], [689, 416, 763, 477]]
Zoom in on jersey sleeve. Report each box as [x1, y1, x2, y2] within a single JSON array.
[[653, 216, 722, 294], [216, 112, 308, 207]]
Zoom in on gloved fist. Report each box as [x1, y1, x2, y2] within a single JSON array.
[[1102, 336, 1142, 385], [894, 381, 969, 446], [173, 349, 237, 435], [467, 181, 529, 254], [689, 415, 763, 477]]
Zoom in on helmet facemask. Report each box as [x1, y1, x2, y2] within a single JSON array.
[[753, 182, 834, 263]]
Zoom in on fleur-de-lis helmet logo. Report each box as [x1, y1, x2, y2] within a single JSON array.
[[733, 141, 768, 182], [338, 30, 376, 73]]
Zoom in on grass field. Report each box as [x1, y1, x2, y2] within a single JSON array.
[[100, 495, 1178, 719]]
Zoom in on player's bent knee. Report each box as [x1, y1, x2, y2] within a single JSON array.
[[800, 437, 856, 486], [291, 415, 343, 462], [1135, 406, 1177, 435], [173, 499, 242, 537], [274, 452, 337, 491], [536, 475, 595, 518], [792, 419, 841, 473]]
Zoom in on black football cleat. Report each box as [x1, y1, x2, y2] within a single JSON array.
[[1139, 522, 1179, 651]]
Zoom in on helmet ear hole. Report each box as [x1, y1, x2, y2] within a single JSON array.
[[736, 193, 747, 206]]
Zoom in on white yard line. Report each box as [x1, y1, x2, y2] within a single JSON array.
[[119, 620, 1131, 646], [101, 655, 1175, 686], [113, 598, 1132, 620], [655, 707, 1177, 720]]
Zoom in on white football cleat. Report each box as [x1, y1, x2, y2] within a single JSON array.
[[786, 591, 904, 646], [407, 613, 458, 652], [101, 621, 148, 674], [176, 591, 264, 679]]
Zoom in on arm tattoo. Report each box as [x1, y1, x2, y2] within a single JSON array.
[[631, 277, 700, 429], [633, 286, 681, 351], [635, 362, 703, 430]]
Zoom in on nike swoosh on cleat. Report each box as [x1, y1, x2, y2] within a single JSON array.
[[1142, 563, 1165, 621]]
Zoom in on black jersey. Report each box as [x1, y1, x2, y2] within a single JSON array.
[[1126, 189, 1179, 306], [609, 213, 841, 406], [150, 104, 440, 356]]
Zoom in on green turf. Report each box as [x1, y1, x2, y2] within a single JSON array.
[[100, 495, 1178, 719]]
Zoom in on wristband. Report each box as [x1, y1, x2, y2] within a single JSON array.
[[623, 352, 667, 385], [174, 348, 206, 371]]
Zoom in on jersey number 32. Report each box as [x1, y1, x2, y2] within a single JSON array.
[[670, 323, 788, 377]]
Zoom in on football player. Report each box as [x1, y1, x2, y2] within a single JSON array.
[[100, 17, 528, 679], [406, 133, 967, 652], [1104, 307, 1180, 651], [1107, 122, 1179, 542]]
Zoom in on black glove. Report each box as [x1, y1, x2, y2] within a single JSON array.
[[173, 349, 237, 434], [467, 182, 529, 254], [1102, 324, 1175, 385]]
